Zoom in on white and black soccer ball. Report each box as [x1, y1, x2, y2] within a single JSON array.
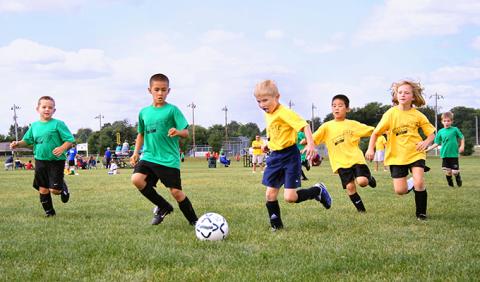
[[195, 212, 229, 241]]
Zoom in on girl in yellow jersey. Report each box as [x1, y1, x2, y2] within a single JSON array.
[[366, 80, 435, 221]]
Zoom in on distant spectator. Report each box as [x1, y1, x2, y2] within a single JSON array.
[[104, 147, 112, 169], [67, 145, 77, 171], [25, 160, 34, 170], [108, 161, 119, 175], [5, 155, 13, 170], [219, 153, 231, 167], [15, 158, 24, 169], [88, 155, 97, 169]]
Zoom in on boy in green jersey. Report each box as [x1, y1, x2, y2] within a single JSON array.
[[130, 73, 198, 226], [427, 112, 465, 187], [10, 96, 74, 217]]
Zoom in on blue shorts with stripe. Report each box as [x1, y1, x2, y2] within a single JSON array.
[[262, 145, 302, 189]]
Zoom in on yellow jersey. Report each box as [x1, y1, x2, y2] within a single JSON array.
[[265, 105, 307, 151], [373, 107, 435, 165], [375, 135, 387, 151], [313, 119, 373, 173], [251, 140, 263, 156]]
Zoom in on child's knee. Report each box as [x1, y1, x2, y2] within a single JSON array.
[[50, 189, 61, 195], [345, 182, 357, 194], [356, 177, 368, 187], [452, 169, 459, 175], [131, 173, 145, 189], [170, 189, 185, 201]]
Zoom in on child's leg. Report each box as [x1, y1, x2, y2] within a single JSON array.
[[393, 178, 409, 195], [444, 168, 454, 187], [39, 187, 55, 216], [411, 167, 427, 220], [346, 181, 366, 212], [452, 169, 462, 187], [266, 187, 283, 229], [131, 173, 173, 213], [169, 188, 198, 225], [374, 161, 379, 172]]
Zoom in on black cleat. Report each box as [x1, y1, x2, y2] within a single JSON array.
[[45, 210, 56, 217], [60, 181, 70, 203], [416, 214, 427, 221], [368, 175, 377, 188], [455, 175, 462, 187], [424, 166, 431, 173], [151, 205, 173, 225]]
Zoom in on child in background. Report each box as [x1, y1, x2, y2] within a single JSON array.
[[373, 134, 388, 172], [427, 112, 465, 187], [366, 80, 435, 220], [313, 94, 376, 212], [254, 80, 331, 231]]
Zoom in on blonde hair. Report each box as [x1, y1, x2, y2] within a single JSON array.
[[391, 80, 425, 107], [254, 80, 279, 98], [441, 111, 454, 120], [38, 96, 56, 106]]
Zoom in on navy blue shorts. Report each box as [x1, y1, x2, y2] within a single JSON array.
[[262, 145, 302, 189]]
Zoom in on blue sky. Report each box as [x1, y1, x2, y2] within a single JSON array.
[[1, 0, 479, 135]]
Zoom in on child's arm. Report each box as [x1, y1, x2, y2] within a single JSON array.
[[168, 128, 188, 138], [301, 125, 317, 161], [416, 134, 435, 152], [459, 138, 465, 153], [10, 140, 27, 149], [365, 134, 378, 161], [425, 143, 439, 152], [53, 142, 73, 157], [130, 133, 144, 166]]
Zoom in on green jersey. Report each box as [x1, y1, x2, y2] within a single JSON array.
[[434, 126, 464, 158], [296, 131, 307, 162], [22, 119, 75, 161], [137, 103, 188, 169]]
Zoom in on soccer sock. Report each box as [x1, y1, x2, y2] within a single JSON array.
[[455, 173, 462, 187], [349, 193, 366, 212], [406, 177, 414, 193], [446, 175, 454, 187], [301, 169, 308, 180], [39, 193, 55, 214], [295, 186, 321, 203], [178, 197, 198, 224], [266, 200, 283, 228], [139, 184, 172, 212], [414, 189, 428, 217]]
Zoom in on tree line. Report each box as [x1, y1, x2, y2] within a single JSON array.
[[2, 103, 479, 155]]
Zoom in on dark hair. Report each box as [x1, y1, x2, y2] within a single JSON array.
[[332, 94, 349, 108], [149, 73, 169, 86]]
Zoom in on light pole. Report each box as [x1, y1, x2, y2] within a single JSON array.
[[187, 102, 197, 157], [476, 115, 479, 146], [288, 100, 295, 109], [11, 104, 20, 142], [94, 114, 104, 131], [222, 106, 228, 141], [311, 103, 317, 131], [430, 93, 443, 156]]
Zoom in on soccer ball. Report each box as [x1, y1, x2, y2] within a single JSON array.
[[195, 212, 229, 241]]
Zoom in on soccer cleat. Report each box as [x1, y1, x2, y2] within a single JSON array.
[[151, 205, 173, 225], [60, 181, 70, 203], [270, 224, 284, 232], [446, 176, 454, 187], [424, 166, 431, 173], [416, 214, 427, 221], [368, 175, 377, 188], [455, 174, 462, 187], [45, 210, 56, 217], [314, 183, 332, 209]]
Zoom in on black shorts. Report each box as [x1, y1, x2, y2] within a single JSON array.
[[442, 158, 459, 170], [33, 160, 66, 190], [133, 160, 182, 189], [68, 160, 75, 166], [389, 159, 426, 178], [337, 164, 372, 189]]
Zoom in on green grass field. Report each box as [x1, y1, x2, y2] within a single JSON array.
[[1, 157, 479, 281]]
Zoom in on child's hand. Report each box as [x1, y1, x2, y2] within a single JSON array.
[[52, 147, 64, 157], [167, 128, 178, 137], [459, 146, 464, 153], [365, 148, 375, 161], [302, 144, 316, 161], [130, 153, 139, 166], [9, 141, 19, 149], [416, 140, 429, 151]]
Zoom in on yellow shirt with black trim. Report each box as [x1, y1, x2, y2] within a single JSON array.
[[265, 104, 307, 151], [373, 107, 435, 165], [313, 119, 373, 173], [375, 135, 387, 151], [251, 140, 263, 156]]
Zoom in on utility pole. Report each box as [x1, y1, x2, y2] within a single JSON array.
[[187, 102, 197, 157], [94, 114, 104, 131], [430, 93, 443, 156], [476, 115, 479, 146], [11, 104, 20, 142], [311, 103, 317, 131], [222, 106, 228, 141], [288, 100, 295, 109]]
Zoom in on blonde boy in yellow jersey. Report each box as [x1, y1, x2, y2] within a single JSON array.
[[251, 135, 265, 173], [366, 80, 435, 221], [254, 80, 331, 231], [373, 134, 388, 172], [313, 94, 376, 212]]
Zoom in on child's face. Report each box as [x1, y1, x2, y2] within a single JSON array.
[[36, 99, 56, 121], [331, 98, 348, 120], [148, 80, 170, 106], [396, 84, 414, 106], [442, 117, 452, 128], [256, 94, 279, 113]]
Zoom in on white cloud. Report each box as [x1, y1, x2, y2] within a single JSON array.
[[265, 29, 284, 40], [200, 30, 244, 44], [472, 36, 480, 50], [429, 65, 480, 83], [355, 0, 480, 43], [293, 33, 345, 54], [0, 0, 85, 12]]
